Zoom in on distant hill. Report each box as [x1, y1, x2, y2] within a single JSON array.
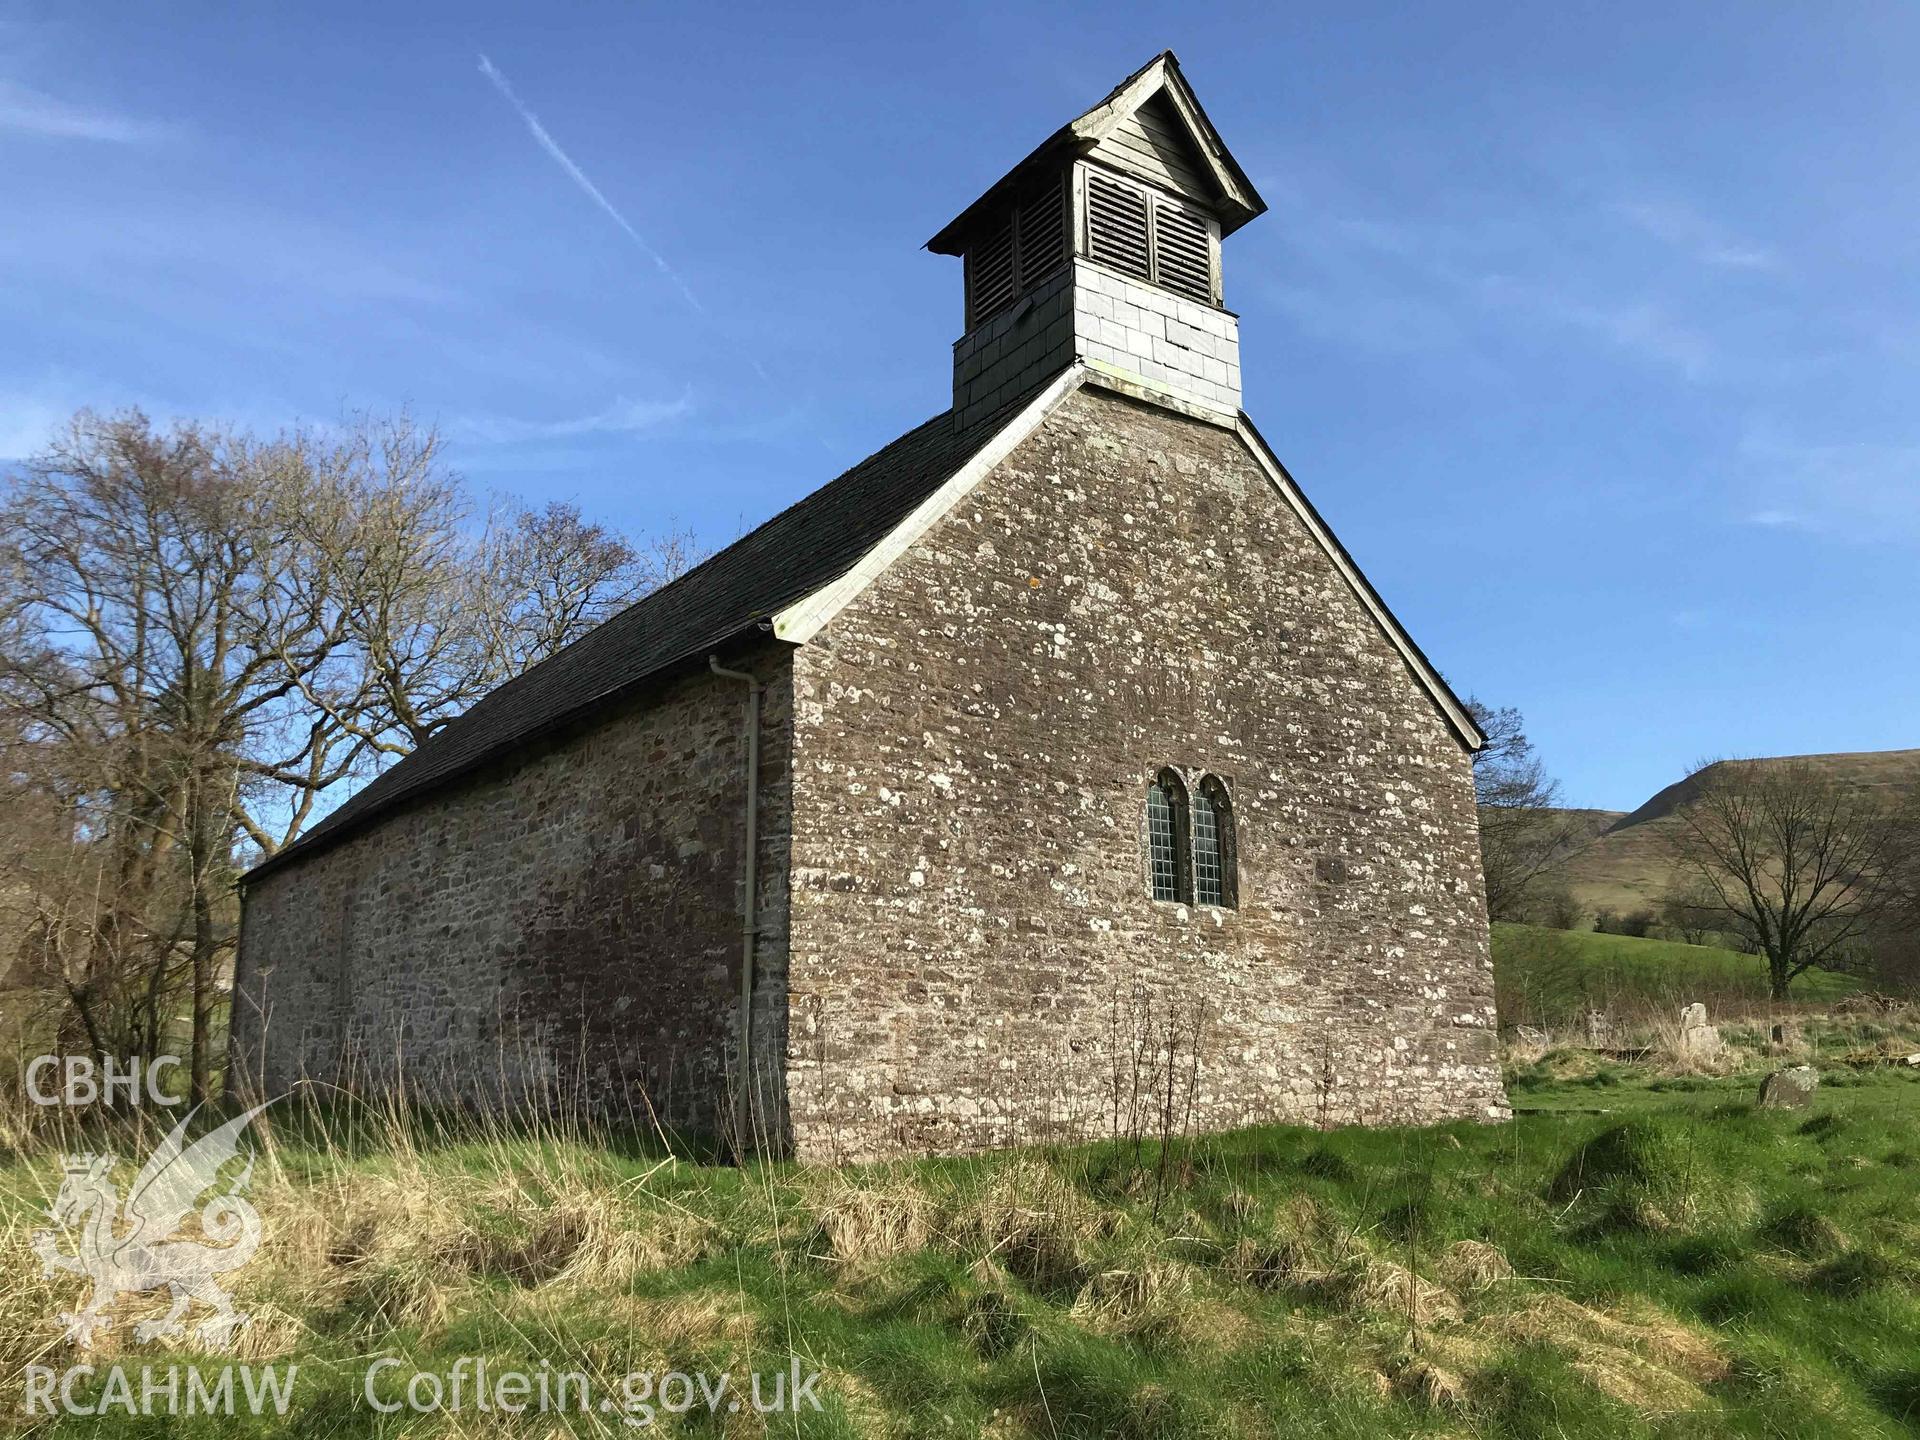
[[1547, 807, 1627, 847], [1539, 748, 1920, 919]]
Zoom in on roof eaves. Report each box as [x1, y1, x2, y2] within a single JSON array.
[[1233, 412, 1484, 752], [925, 124, 1088, 256], [243, 618, 777, 884], [241, 387, 1056, 887], [926, 50, 1266, 254]]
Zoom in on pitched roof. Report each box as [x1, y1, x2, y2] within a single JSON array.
[[925, 50, 1267, 256], [761, 368, 1485, 754], [247, 386, 1048, 881], [250, 365, 1485, 884]]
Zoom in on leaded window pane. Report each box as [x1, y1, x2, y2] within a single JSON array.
[[1193, 788, 1223, 906], [1147, 781, 1179, 901]]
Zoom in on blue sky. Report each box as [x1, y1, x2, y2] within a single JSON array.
[[3, 2, 1916, 810]]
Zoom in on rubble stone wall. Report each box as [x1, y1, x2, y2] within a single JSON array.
[[230, 646, 794, 1145], [784, 383, 1506, 1161]]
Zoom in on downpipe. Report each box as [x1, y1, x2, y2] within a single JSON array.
[[708, 655, 761, 1159]]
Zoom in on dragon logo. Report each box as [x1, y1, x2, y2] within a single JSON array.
[[31, 1103, 271, 1348]]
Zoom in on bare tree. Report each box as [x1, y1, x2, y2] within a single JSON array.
[[1466, 697, 1584, 922], [1667, 757, 1918, 999], [475, 501, 697, 678], [1873, 840, 1920, 993], [0, 412, 372, 1097], [1655, 879, 1723, 948], [1, 541, 190, 1061], [284, 418, 697, 765], [270, 415, 487, 766], [1, 407, 698, 1098]]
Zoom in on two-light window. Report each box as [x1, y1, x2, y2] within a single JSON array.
[[1145, 769, 1236, 907]]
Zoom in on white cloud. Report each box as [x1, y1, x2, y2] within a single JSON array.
[[1269, 194, 1717, 378], [1737, 429, 1920, 541], [0, 376, 317, 464], [452, 391, 693, 445], [1615, 199, 1778, 271], [475, 53, 785, 396], [0, 382, 693, 467], [0, 200, 462, 315], [476, 53, 788, 391], [0, 79, 174, 143], [1261, 279, 1471, 360], [1479, 279, 1714, 379]]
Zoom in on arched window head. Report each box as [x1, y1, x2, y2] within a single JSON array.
[[1193, 776, 1237, 908], [1146, 769, 1192, 903]]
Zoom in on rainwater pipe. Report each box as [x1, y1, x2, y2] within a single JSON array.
[[708, 655, 760, 1158]]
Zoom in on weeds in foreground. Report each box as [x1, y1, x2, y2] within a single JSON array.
[[0, 1057, 1918, 1437]]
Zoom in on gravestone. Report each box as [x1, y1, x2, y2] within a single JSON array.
[[1757, 1066, 1820, 1110], [1678, 1002, 1722, 1057]]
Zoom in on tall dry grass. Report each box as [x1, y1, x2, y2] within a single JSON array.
[[5, 999, 1911, 1434], [0, 1067, 728, 1380]]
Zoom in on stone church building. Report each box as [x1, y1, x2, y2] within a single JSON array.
[[232, 53, 1509, 1161]]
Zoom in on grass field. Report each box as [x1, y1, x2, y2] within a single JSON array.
[[3, 1006, 1920, 1437], [1493, 923, 1861, 1033]]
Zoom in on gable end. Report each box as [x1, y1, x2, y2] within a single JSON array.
[[772, 367, 1483, 752], [1091, 92, 1216, 202]]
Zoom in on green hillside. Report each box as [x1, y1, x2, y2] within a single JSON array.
[[1539, 748, 1920, 919], [1494, 923, 1861, 1031]]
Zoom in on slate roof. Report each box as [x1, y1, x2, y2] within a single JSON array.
[[249, 388, 1043, 881]]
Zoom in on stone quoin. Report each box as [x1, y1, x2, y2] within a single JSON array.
[[229, 52, 1510, 1160]]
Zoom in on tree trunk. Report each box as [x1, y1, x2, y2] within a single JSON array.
[[189, 899, 216, 1105], [187, 770, 217, 1107]]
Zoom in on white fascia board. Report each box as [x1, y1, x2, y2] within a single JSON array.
[[770, 367, 1483, 755], [771, 367, 1087, 646], [1070, 58, 1259, 221], [1069, 57, 1169, 143], [1232, 417, 1485, 752]]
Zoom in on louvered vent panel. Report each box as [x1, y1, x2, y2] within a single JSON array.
[[1016, 175, 1067, 285], [967, 214, 1017, 324], [1086, 172, 1151, 281], [1154, 201, 1213, 303]]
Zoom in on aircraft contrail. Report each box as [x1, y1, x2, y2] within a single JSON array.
[[477, 53, 705, 315]]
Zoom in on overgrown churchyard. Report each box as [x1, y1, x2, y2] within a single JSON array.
[[4, 18, 1919, 1439], [232, 54, 1506, 1160]]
